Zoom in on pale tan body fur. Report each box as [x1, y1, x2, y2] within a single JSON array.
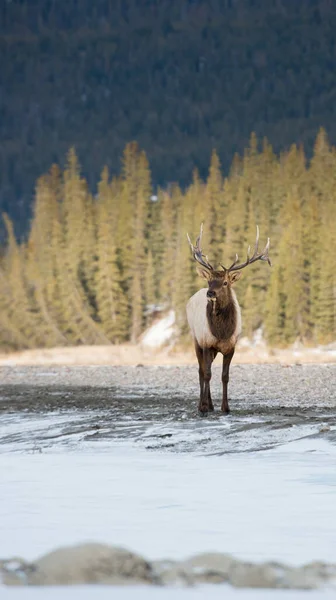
[[186, 287, 242, 355]]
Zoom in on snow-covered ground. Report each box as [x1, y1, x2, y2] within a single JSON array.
[[2, 585, 336, 600], [1, 439, 336, 598], [1, 441, 336, 563], [1, 364, 336, 598], [2, 586, 336, 600], [141, 309, 176, 349]]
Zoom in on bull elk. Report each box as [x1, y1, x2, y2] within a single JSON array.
[[186, 225, 271, 416]]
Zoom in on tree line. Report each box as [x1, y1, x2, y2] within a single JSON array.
[[0, 130, 335, 351]]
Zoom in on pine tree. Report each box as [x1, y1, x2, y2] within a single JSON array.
[[146, 194, 162, 308], [264, 265, 284, 345], [131, 148, 151, 341], [242, 284, 256, 339], [172, 204, 195, 337], [144, 249, 156, 324], [119, 143, 152, 342], [0, 261, 30, 349], [94, 172, 129, 341], [315, 198, 336, 342], [279, 191, 306, 343], [221, 180, 246, 268], [58, 151, 109, 344], [1, 214, 38, 347], [26, 172, 67, 346], [205, 150, 223, 265], [159, 190, 176, 305]]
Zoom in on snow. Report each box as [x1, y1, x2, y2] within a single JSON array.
[[141, 310, 176, 348], [1, 585, 335, 600], [1, 437, 336, 599], [1, 443, 336, 565], [2, 586, 336, 600], [1, 363, 336, 600]]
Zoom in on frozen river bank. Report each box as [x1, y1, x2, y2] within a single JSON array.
[[1, 364, 336, 597]]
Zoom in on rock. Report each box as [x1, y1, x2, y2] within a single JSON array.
[[228, 561, 288, 588], [284, 567, 320, 590], [182, 552, 237, 583], [0, 558, 35, 586], [319, 425, 331, 433], [229, 560, 336, 590], [2, 545, 336, 590], [2, 543, 154, 586], [152, 560, 193, 586], [285, 561, 336, 590]]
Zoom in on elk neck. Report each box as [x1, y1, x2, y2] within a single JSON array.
[[206, 286, 238, 341]]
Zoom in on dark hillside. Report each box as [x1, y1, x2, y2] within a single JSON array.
[[1, 0, 336, 236]]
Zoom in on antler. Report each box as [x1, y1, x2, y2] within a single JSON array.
[[187, 223, 214, 272], [222, 226, 271, 272]]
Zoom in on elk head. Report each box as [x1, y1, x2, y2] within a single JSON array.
[[187, 223, 271, 303]]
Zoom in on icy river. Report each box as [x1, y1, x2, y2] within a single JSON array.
[[0, 363, 336, 598]]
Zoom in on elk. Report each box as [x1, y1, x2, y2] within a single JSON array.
[[186, 225, 271, 416]]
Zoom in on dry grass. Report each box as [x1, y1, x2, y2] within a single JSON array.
[[0, 342, 335, 366]]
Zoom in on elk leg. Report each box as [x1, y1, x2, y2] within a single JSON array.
[[200, 348, 215, 416], [221, 349, 234, 414], [194, 341, 204, 408], [207, 350, 217, 411]]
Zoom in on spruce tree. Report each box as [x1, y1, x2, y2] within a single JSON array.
[[205, 150, 223, 265], [264, 265, 284, 345]]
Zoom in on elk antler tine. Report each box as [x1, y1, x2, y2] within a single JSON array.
[[187, 223, 214, 271], [227, 253, 239, 270], [196, 223, 204, 249], [264, 238, 271, 266], [256, 238, 272, 265], [260, 237, 270, 258], [227, 228, 272, 272], [252, 225, 259, 257]]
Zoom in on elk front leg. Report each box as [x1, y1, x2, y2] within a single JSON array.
[[221, 349, 234, 414], [194, 342, 205, 410], [200, 347, 215, 416], [194, 343, 215, 415], [207, 350, 217, 411]]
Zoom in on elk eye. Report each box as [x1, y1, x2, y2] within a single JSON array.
[[223, 281, 228, 286]]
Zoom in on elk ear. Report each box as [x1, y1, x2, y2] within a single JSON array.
[[196, 267, 211, 281], [229, 271, 242, 284]]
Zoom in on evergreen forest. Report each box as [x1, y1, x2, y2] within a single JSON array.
[[2, 0, 336, 238], [0, 130, 335, 351]]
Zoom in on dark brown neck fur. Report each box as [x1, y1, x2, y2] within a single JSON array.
[[206, 289, 237, 341]]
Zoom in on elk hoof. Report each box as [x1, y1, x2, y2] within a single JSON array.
[[198, 406, 209, 417]]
